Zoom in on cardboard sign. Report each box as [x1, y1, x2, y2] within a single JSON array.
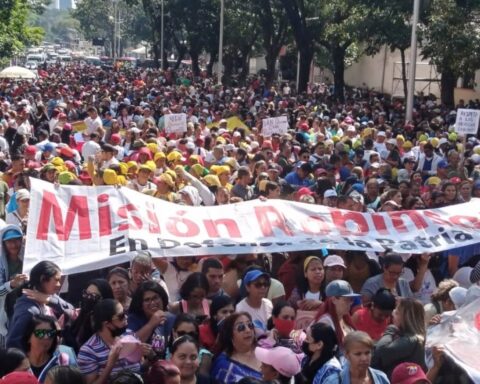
[[164, 113, 187, 133], [455, 109, 480, 135], [262, 116, 289, 136]]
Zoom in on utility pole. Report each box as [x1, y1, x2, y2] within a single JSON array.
[[406, 0, 420, 123]]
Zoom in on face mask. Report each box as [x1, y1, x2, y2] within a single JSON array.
[[81, 296, 99, 312], [110, 325, 127, 338], [301, 341, 313, 356], [273, 318, 295, 337]]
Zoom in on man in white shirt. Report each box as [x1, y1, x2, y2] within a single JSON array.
[[84, 107, 104, 136], [81, 132, 102, 161]]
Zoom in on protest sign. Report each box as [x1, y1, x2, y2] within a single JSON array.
[[24, 179, 480, 275], [262, 116, 289, 136], [164, 113, 187, 134], [454, 109, 480, 135]]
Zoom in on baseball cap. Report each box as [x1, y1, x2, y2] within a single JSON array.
[[297, 187, 314, 200], [324, 189, 338, 199], [448, 286, 467, 308], [391, 362, 430, 384], [254, 346, 303, 378], [377, 131, 386, 137], [243, 270, 270, 285], [324, 255, 346, 268], [437, 160, 448, 169], [470, 261, 480, 284], [1, 372, 39, 384], [325, 280, 360, 298], [2, 228, 23, 241], [15, 188, 30, 201]]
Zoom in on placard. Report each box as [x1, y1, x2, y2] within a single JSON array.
[[262, 116, 289, 136], [164, 113, 187, 133], [455, 109, 480, 135]]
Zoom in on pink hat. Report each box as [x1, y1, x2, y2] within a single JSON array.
[[255, 346, 304, 377], [2, 372, 39, 384], [391, 362, 431, 384], [118, 335, 143, 363], [324, 255, 346, 269]]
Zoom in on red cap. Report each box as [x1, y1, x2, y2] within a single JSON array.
[[299, 123, 309, 131], [1, 372, 39, 384], [111, 134, 122, 145], [58, 113, 67, 120], [296, 187, 314, 200], [262, 140, 273, 149], [25, 145, 37, 155], [391, 363, 431, 384], [60, 146, 74, 158]]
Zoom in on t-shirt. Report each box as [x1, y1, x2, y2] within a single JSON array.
[[162, 262, 192, 301], [78, 334, 141, 378], [235, 298, 272, 336], [361, 273, 413, 301], [352, 307, 390, 341], [402, 267, 436, 305]]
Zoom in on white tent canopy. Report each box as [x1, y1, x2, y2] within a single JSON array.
[[0, 66, 37, 79]]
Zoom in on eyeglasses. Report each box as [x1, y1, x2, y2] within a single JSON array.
[[253, 280, 271, 289], [33, 329, 57, 339], [176, 331, 198, 338], [143, 295, 161, 305], [82, 290, 101, 300], [235, 322, 254, 333], [113, 311, 127, 321]]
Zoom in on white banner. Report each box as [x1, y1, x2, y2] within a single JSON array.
[[455, 108, 480, 135], [24, 179, 480, 275], [262, 116, 289, 136], [164, 113, 187, 134]]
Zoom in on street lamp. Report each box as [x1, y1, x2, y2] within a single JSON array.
[[160, 0, 164, 69], [406, 0, 420, 123], [217, 0, 224, 85]]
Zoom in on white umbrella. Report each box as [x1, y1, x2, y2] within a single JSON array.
[[0, 66, 37, 79]]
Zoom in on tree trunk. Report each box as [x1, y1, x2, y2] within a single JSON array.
[[298, 48, 313, 94], [207, 50, 215, 77], [400, 48, 408, 100], [190, 50, 200, 76], [440, 69, 456, 108], [332, 45, 346, 103], [265, 50, 277, 88], [223, 53, 235, 85]]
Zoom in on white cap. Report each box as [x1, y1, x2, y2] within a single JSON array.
[[453, 267, 473, 288], [439, 137, 448, 146], [225, 144, 235, 152], [218, 128, 227, 134], [448, 287, 467, 309], [387, 138, 397, 146], [377, 131, 386, 137], [16, 189, 30, 201], [166, 140, 177, 148], [347, 125, 356, 132], [233, 131, 241, 137], [324, 255, 346, 268], [324, 189, 338, 198], [185, 142, 195, 150], [219, 119, 228, 124]]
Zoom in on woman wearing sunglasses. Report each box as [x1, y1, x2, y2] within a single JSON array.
[[211, 312, 262, 383], [7, 261, 75, 351], [235, 270, 273, 337], [63, 279, 114, 353], [22, 314, 77, 383], [78, 299, 142, 384]]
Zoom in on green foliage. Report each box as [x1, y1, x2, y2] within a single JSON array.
[[29, 9, 80, 43], [0, 0, 45, 59]]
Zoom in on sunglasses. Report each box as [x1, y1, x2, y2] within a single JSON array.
[[113, 311, 127, 321], [235, 322, 254, 333], [33, 329, 57, 339], [176, 331, 198, 338], [82, 290, 100, 300], [253, 280, 270, 289]]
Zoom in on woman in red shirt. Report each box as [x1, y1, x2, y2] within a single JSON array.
[[352, 288, 396, 341]]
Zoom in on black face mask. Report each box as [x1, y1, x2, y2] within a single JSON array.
[[81, 296, 99, 312], [302, 341, 313, 357], [110, 325, 127, 338]]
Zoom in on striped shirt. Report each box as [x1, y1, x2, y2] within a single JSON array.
[[78, 334, 141, 378]]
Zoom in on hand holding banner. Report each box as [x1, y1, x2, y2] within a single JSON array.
[[262, 116, 289, 136]]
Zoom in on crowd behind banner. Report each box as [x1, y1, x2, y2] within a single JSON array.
[[0, 62, 479, 384]]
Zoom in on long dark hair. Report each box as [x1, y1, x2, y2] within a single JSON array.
[[92, 299, 119, 332], [168, 313, 199, 351], [303, 322, 338, 382], [46, 366, 86, 384], [209, 295, 234, 335], [129, 281, 169, 317], [0, 348, 27, 377], [22, 314, 58, 355], [216, 312, 253, 356]]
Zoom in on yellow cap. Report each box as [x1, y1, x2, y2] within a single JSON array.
[[431, 137, 439, 148], [127, 161, 138, 170], [157, 173, 175, 189], [146, 143, 158, 154], [51, 157, 64, 167], [258, 179, 268, 192], [117, 175, 127, 186], [216, 137, 226, 145], [118, 162, 128, 176], [426, 176, 441, 186], [191, 164, 207, 178], [203, 174, 221, 187], [154, 151, 166, 161], [419, 134, 428, 142], [58, 171, 77, 185], [167, 151, 183, 163], [332, 136, 340, 143], [103, 169, 118, 185], [396, 135, 405, 142], [403, 141, 413, 149], [448, 132, 458, 142]]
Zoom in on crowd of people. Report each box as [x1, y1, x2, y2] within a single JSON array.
[[0, 62, 479, 384]]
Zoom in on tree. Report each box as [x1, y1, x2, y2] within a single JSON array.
[[0, 0, 45, 62], [256, 0, 289, 87], [420, 0, 480, 106]]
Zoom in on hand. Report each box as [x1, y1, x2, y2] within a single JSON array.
[[298, 299, 322, 311], [23, 289, 51, 305], [10, 274, 28, 288], [141, 343, 154, 358], [107, 343, 123, 365], [419, 252, 431, 266], [149, 310, 166, 327], [432, 345, 445, 367], [429, 314, 442, 326]]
